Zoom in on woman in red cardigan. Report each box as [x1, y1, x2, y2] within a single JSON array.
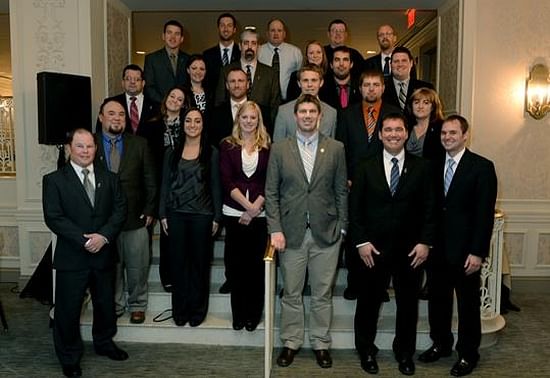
[[219, 101, 271, 332]]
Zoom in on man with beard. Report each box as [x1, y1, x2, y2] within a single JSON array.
[[203, 13, 240, 94], [144, 20, 190, 104], [335, 69, 401, 300], [95, 100, 157, 325], [320, 46, 362, 112], [364, 25, 398, 77], [215, 26, 281, 127]]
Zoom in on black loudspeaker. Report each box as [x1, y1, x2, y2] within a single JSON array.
[[37, 71, 92, 145]]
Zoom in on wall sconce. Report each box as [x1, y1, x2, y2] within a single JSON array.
[[526, 64, 550, 120]]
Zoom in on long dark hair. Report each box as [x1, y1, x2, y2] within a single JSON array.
[[170, 107, 212, 170]]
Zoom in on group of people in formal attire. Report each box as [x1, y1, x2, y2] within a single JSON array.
[[41, 13, 498, 378]]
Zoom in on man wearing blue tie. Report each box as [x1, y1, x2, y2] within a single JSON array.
[[418, 115, 497, 377], [349, 113, 436, 376]]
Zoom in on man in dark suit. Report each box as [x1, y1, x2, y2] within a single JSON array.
[[418, 115, 497, 377], [266, 94, 348, 369], [324, 19, 364, 79], [382, 46, 433, 123], [215, 27, 281, 126], [100, 64, 157, 135], [144, 20, 190, 104], [203, 13, 240, 94], [95, 100, 157, 325], [319, 46, 362, 113], [349, 113, 436, 376], [43, 128, 127, 377], [335, 69, 401, 301], [364, 25, 397, 77]]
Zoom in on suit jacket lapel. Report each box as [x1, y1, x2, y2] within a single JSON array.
[[289, 138, 309, 183], [446, 149, 472, 198], [309, 134, 327, 184], [395, 154, 413, 195], [64, 164, 94, 208], [118, 135, 129, 173]]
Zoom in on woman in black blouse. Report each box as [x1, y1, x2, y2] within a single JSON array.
[[185, 54, 213, 124], [159, 108, 222, 327]]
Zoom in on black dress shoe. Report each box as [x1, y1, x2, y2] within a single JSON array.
[[95, 343, 129, 361], [62, 364, 82, 377], [173, 315, 188, 326], [418, 345, 452, 363], [189, 318, 203, 327], [233, 321, 244, 330], [398, 358, 415, 375], [450, 358, 477, 376], [245, 320, 258, 332], [343, 287, 358, 300], [313, 349, 332, 368], [360, 354, 379, 374], [219, 281, 231, 294], [276, 347, 297, 367]]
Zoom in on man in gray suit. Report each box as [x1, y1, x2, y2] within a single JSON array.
[[144, 20, 190, 104], [265, 94, 348, 369], [273, 64, 337, 142]]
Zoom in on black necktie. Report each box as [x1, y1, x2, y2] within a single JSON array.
[[272, 47, 280, 74], [383, 56, 390, 76]]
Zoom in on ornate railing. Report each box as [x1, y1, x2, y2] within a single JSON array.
[[480, 210, 505, 320], [0, 96, 16, 177]]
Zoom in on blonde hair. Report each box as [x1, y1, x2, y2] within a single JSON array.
[[224, 101, 271, 150]]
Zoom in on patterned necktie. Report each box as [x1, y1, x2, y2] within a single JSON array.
[[383, 56, 391, 76], [444, 158, 456, 195], [222, 48, 229, 66], [130, 96, 139, 133], [339, 85, 349, 109], [110, 139, 120, 173], [390, 157, 400, 196], [367, 106, 376, 141], [398, 81, 407, 110], [272, 47, 280, 74], [169, 53, 177, 76], [82, 168, 95, 206], [302, 140, 314, 182], [246, 64, 253, 94]]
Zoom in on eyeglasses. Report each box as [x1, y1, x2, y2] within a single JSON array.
[[377, 32, 394, 38]]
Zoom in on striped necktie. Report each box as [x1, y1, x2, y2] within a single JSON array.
[[390, 157, 400, 195], [130, 96, 139, 133], [222, 48, 229, 66], [367, 106, 376, 141], [444, 158, 455, 195], [302, 140, 314, 182], [82, 168, 95, 206], [398, 82, 407, 110]]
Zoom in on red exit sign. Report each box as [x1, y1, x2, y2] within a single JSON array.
[[407, 9, 416, 29]]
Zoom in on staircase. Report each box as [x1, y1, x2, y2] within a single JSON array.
[[80, 234, 504, 350]]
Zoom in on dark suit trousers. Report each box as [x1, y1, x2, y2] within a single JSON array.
[[54, 268, 116, 366], [224, 216, 267, 324], [167, 212, 213, 322], [427, 260, 481, 362], [354, 253, 422, 359]]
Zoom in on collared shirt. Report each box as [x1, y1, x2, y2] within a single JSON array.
[[393, 77, 410, 97], [230, 97, 247, 121], [362, 99, 382, 132], [382, 148, 405, 188], [101, 133, 124, 171], [258, 42, 303, 100], [219, 41, 235, 61], [125, 92, 144, 117], [444, 147, 466, 177], [70, 160, 95, 188], [241, 59, 257, 84], [296, 130, 319, 169]]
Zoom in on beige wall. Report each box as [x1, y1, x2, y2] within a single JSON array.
[[472, 0, 550, 200]]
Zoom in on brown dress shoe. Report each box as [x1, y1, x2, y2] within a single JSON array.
[[276, 347, 298, 367], [314, 349, 332, 368], [130, 311, 145, 324]]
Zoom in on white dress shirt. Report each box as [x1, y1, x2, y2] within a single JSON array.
[[258, 42, 303, 100]]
